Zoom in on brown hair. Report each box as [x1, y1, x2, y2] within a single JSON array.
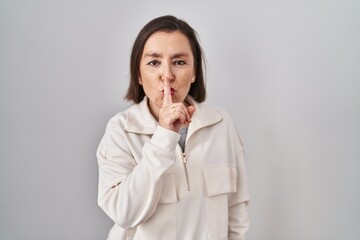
[[125, 15, 206, 103]]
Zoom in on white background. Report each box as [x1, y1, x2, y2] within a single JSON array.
[[1, 1, 359, 239]]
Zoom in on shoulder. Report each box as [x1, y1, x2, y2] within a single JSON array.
[[197, 101, 235, 123], [105, 109, 128, 130], [103, 103, 137, 133], [196, 102, 245, 146]]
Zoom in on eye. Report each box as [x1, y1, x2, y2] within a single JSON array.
[[174, 60, 186, 66], [147, 60, 160, 66]]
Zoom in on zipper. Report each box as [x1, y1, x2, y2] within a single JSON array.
[[181, 152, 191, 191]]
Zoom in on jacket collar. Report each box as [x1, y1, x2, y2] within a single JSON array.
[[124, 96, 223, 136], [124, 97, 158, 134]]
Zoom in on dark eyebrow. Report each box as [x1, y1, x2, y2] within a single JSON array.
[[143, 52, 190, 59], [171, 52, 190, 58], [143, 52, 162, 58]]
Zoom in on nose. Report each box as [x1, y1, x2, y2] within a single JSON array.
[[160, 61, 175, 83]]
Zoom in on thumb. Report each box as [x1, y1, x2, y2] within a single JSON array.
[[187, 105, 196, 118]]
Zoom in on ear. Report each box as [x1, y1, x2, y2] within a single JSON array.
[[138, 77, 143, 85], [191, 75, 195, 83]]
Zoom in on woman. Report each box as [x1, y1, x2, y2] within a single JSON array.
[[97, 15, 250, 240]]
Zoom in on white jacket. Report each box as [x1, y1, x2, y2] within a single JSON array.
[[97, 97, 250, 240]]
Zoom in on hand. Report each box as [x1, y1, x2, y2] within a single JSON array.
[[159, 80, 195, 133]]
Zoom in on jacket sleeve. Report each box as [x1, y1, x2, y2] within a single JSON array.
[[228, 136, 250, 239], [97, 121, 180, 229]]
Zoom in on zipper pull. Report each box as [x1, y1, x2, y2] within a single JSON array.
[[181, 152, 191, 191], [182, 152, 187, 163]]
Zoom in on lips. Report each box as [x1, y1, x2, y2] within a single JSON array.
[[162, 87, 176, 95]]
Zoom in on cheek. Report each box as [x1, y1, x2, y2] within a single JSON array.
[[142, 79, 158, 91], [141, 80, 161, 99], [140, 70, 158, 86], [180, 78, 194, 89]]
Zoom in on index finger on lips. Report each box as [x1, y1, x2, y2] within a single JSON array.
[[162, 79, 172, 106]]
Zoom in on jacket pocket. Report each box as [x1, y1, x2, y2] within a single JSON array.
[[202, 165, 237, 197], [202, 165, 237, 240]]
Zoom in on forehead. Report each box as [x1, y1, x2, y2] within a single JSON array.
[[143, 31, 193, 55]]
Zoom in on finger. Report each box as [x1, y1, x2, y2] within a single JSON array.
[[187, 105, 196, 118], [174, 104, 194, 124], [176, 111, 187, 124], [182, 104, 194, 123], [162, 79, 172, 106], [184, 108, 191, 123], [174, 104, 191, 123]]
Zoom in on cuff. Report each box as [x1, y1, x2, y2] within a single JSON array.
[[150, 125, 181, 151]]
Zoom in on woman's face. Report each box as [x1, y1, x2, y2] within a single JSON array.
[[139, 30, 195, 119]]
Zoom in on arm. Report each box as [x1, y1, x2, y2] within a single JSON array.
[[228, 147, 250, 239], [97, 123, 180, 229]]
